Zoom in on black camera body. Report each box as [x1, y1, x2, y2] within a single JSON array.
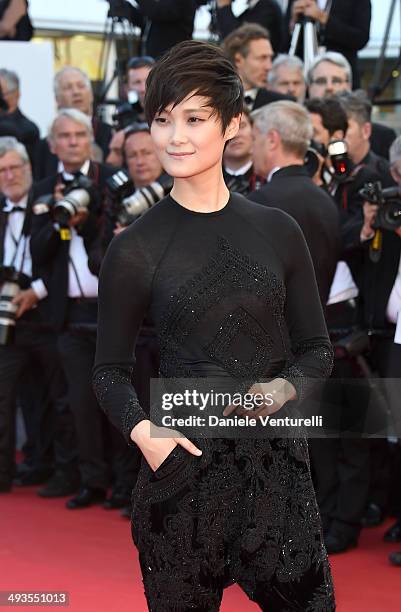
[[106, 169, 173, 227], [0, 266, 31, 345], [359, 181, 401, 231]]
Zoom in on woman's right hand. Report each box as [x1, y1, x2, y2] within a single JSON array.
[[130, 419, 202, 472]]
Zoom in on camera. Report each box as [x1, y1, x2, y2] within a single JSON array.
[[0, 266, 31, 345], [327, 140, 352, 181], [106, 169, 173, 227], [359, 181, 401, 231], [112, 98, 143, 131], [33, 175, 94, 227]]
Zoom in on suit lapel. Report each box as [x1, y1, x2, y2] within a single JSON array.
[[0, 196, 8, 266]]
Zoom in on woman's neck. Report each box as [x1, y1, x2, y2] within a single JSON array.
[[170, 165, 230, 213]]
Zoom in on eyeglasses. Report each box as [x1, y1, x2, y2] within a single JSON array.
[[311, 77, 349, 86], [0, 162, 26, 176]]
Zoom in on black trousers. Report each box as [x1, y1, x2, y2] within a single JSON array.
[[309, 300, 371, 538], [58, 299, 138, 490], [0, 318, 66, 485], [132, 438, 335, 612]]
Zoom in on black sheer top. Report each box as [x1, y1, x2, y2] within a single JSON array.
[[93, 193, 333, 443]]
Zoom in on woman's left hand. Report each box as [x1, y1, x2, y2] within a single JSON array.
[[222, 378, 297, 420]]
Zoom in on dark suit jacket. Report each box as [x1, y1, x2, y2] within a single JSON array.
[[33, 118, 112, 181], [285, 0, 371, 88], [370, 123, 396, 161], [4, 108, 39, 165], [30, 162, 115, 330], [248, 165, 340, 306], [128, 0, 196, 58], [251, 87, 294, 111], [217, 0, 284, 53]]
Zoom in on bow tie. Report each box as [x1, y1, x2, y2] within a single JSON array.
[[244, 95, 255, 109], [6, 205, 26, 214], [62, 171, 83, 182]]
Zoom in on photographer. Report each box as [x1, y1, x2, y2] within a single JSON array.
[[30, 109, 127, 510], [127, 0, 196, 58], [357, 137, 401, 550], [0, 137, 67, 493], [307, 52, 396, 160], [248, 100, 339, 306], [112, 56, 155, 135], [215, 0, 284, 53], [286, 0, 371, 88], [89, 122, 164, 517]]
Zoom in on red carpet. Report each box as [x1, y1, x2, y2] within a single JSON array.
[[1, 487, 400, 611]]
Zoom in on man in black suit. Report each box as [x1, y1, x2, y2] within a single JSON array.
[[31, 108, 130, 510], [222, 23, 293, 112], [33, 67, 113, 181], [0, 68, 39, 164], [216, 0, 284, 53], [0, 136, 67, 493], [285, 0, 371, 88], [248, 100, 339, 306], [127, 0, 196, 59]]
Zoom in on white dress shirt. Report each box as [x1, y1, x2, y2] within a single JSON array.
[[57, 160, 99, 298], [386, 253, 401, 325], [327, 261, 359, 306], [224, 160, 253, 177], [3, 196, 47, 300]]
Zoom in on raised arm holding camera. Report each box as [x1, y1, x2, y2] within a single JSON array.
[[30, 109, 134, 511]]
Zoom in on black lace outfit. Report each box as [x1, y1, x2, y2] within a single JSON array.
[[93, 193, 336, 611]]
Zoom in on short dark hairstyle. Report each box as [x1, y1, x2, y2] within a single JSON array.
[[127, 56, 155, 71], [335, 89, 372, 125], [222, 23, 270, 65], [144, 40, 244, 133], [305, 97, 348, 136]]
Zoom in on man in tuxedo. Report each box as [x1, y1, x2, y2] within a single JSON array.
[[248, 100, 339, 306], [307, 52, 396, 161], [0, 68, 39, 164], [127, 0, 197, 59], [222, 23, 293, 112], [31, 109, 130, 510], [223, 108, 262, 195], [285, 0, 371, 88], [33, 67, 113, 180], [216, 0, 284, 53], [0, 136, 66, 493]]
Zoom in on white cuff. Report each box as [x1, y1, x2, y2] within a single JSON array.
[[31, 279, 48, 301]]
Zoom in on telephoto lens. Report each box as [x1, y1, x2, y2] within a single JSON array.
[[0, 266, 22, 346], [53, 188, 91, 226]]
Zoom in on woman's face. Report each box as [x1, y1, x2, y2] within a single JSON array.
[[150, 94, 240, 179]]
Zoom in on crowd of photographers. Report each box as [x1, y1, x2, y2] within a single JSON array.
[[1, 0, 401, 567]]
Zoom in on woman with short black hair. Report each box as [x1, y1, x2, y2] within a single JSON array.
[[93, 40, 335, 611]]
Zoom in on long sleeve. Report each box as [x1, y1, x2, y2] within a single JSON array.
[[277, 213, 333, 400], [324, 0, 371, 51], [92, 225, 155, 444]]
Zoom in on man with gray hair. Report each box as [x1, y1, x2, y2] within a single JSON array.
[[0, 68, 39, 163], [30, 108, 124, 508], [34, 66, 112, 181], [307, 51, 396, 161], [249, 100, 339, 306], [268, 54, 306, 102], [0, 136, 67, 493]]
